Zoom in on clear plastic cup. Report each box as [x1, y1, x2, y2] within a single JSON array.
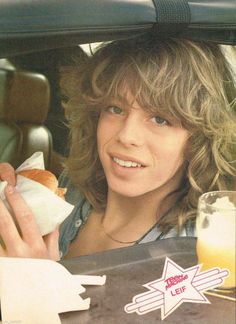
[[196, 191, 236, 288]]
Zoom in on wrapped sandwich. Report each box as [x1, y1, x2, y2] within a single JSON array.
[[0, 153, 74, 239], [18, 169, 67, 199]]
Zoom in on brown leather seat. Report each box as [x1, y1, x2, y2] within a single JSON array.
[[0, 69, 52, 169]]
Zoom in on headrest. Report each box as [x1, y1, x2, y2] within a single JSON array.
[[0, 70, 50, 124]]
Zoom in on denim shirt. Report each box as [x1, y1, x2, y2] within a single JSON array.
[[59, 173, 196, 259]]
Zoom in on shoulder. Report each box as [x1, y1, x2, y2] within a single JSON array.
[[58, 170, 92, 258], [59, 198, 92, 259], [183, 218, 196, 237]]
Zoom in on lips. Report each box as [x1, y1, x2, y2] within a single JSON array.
[[110, 154, 146, 168]]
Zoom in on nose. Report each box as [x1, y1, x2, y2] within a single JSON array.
[[117, 113, 144, 147]]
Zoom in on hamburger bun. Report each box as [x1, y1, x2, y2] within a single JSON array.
[[18, 169, 66, 198]]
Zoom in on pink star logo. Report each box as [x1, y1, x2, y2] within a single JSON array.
[[125, 257, 229, 319]]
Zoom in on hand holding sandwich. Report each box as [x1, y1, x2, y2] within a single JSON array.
[[0, 163, 60, 261]]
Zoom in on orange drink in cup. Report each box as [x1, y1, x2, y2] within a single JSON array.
[[196, 191, 236, 289]]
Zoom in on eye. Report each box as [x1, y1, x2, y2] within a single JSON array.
[[106, 106, 123, 115], [151, 116, 168, 126]]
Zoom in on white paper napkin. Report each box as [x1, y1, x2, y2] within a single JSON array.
[[16, 151, 46, 172], [0, 152, 74, 236]]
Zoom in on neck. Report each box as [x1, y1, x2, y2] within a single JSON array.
[[102, 166, 187, 234]]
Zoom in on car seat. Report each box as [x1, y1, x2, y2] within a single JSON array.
[[0, 69, 52, 169]]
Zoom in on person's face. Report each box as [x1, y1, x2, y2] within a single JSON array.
[[97, 92, 189, 198]]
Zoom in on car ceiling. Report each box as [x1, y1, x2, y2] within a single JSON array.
[[0, 0, 235, 58]]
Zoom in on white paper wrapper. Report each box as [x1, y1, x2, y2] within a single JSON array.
[[0, 152, 74, 236], [16, 151, 45, 172], [0, 258, 106, 324]]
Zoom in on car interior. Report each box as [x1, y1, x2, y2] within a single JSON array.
[[0, 68, 52, 168], [0, 0, 235, 178]]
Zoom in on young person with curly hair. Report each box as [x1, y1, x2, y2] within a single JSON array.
[[0, 35, 235, 259]]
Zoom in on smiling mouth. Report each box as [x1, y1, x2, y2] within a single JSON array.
[[112, 157, 144, 168]]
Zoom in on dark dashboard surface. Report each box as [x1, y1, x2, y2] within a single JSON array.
[[0, 0, 235, 58]]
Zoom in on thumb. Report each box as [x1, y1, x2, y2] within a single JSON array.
[[0, 163, 16, 186]]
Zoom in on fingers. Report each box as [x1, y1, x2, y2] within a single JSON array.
[[0, 163, 16, 186], [4, 184, 44, 246], [0, 184, 60, 260], [0, 198, 22, 251], [43, 227, 60, 261]]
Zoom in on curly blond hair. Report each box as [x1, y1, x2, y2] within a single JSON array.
[[63, 36, 236, 231]]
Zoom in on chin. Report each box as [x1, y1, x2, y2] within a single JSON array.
[[108, 182, 153, 198]]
